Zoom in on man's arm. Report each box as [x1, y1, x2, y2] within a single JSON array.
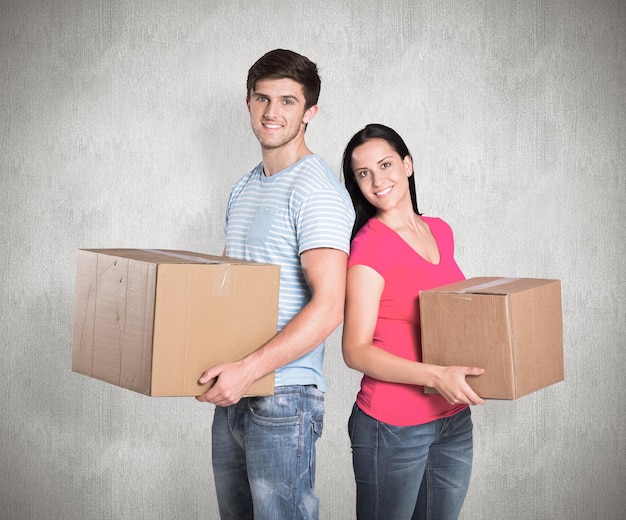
[[195, 247, 348, 406]]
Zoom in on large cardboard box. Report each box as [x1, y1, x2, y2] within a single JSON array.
[[72, 249, 279, 397], [420, 277, 563, 399]]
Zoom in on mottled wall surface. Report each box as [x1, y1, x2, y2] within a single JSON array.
[[1, 1, 624, 519]]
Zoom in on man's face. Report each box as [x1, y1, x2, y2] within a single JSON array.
[[247, 77, 316, 151]]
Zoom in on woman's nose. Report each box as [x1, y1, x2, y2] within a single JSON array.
[[370, 171, 383, 186]]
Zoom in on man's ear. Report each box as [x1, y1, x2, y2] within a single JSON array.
[[302, 104, 319, 124], [246, 97, 250, 112]]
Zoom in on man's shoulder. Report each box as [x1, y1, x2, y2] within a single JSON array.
[[237, 162, 263, 183], [289, 155, 348, 192], [292, 154, 332, 176], [229, 163, 262, 194]]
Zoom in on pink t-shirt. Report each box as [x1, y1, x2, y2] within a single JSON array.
[[347, 217, 468, 426]]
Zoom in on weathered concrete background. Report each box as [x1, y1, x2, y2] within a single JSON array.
[[2, 1, 624, 518]]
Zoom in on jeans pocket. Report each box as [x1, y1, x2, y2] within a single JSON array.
[[247, 393, 300, 426]]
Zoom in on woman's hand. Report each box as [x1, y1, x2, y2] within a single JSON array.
[[430, 365, 486, 405]]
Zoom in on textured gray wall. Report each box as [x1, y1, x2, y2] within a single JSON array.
[[1, 1, 624, 519]]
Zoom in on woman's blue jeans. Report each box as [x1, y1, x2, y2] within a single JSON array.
[[348, 404, 474, 520], [211, 385, 324, 520]]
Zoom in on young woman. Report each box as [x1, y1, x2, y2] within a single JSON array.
[[342, 124, 485, 520]]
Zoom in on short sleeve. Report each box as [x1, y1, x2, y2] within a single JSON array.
[[296, 188, 355, 255], [347, 220, 391, 277]]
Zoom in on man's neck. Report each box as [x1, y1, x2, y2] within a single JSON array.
[[261, 141, 313, 176]]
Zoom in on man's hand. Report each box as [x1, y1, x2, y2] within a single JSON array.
[[195, 359, 256, 406]]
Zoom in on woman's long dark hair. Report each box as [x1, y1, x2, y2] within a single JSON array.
[[342, 123, 421, 239]]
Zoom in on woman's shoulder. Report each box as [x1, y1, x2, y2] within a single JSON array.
[[352, 218, 388, 243], [421, 215, 454, 234], [350, 219, 391, 252], [421, 215, 446, 225], [348, 219, 392, 272]]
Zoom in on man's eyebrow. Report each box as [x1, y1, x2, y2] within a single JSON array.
[[252, 91, 300, 101]]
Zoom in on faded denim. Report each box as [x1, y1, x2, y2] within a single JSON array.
[[212, 385, 324, 520]]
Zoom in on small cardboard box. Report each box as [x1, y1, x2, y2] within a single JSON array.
[[420, 277, 563, 399], [72, 248, 279, 397]]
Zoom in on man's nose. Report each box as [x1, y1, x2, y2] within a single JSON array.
[[264, 101, 278, 119]]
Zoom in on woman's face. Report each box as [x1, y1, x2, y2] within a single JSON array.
[[351, 138, 413, 212]]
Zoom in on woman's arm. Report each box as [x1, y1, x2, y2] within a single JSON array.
[[342, 264, 485, 405]]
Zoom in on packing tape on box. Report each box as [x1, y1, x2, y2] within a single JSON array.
[[142, 249, 232, 296], [141, 249, 222, 264], [458, 277, 520, 294]]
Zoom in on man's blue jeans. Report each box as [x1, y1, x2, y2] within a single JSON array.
[[348, 404, 474, 520], [211, 385, 324, 520]]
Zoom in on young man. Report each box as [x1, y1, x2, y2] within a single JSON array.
[[196, 49, 355, 520]]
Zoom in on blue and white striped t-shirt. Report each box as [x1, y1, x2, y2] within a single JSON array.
[[224, 154, 355, 391]]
